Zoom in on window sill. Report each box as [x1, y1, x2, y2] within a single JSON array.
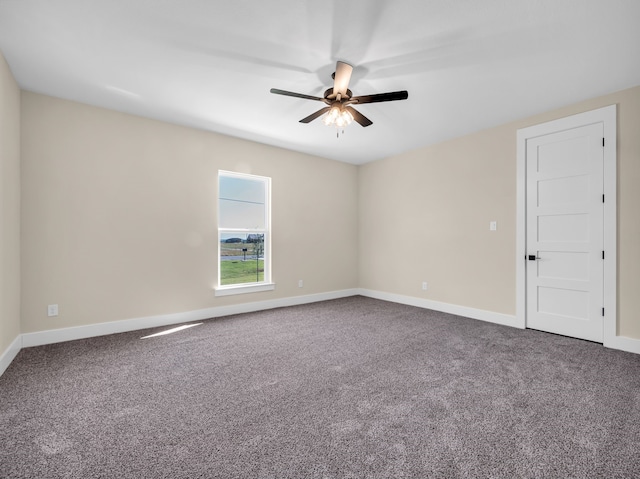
[[214, 282, 276, 297]]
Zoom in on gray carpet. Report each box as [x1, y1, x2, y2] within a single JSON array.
[[1, 296, 639, 478]]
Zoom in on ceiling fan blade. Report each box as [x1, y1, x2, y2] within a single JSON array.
[[345, 107, 373, 127], [332, 61, 353, 97], [351, 90, 409, 104], [299, 107, 331, 124], [270, 88, 325, 101]]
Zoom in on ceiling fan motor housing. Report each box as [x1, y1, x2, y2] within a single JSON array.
[[324, 88, 352, 101]]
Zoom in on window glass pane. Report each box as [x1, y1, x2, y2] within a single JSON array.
[[219, 175, 265, 203], [219, 199, 265, 229], [219, 175, 266, 229], [219, 232, 265, 285]]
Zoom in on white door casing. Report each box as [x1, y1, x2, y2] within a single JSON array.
[[516, 105, 617, 345]]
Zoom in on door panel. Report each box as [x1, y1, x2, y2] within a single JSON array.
[[537, 175, 589, 206], [526, 123, 604, 342], [538, 251, 589, 281], [537, 213, 589, 242], [537, 136, 590, 174], [537, 287, 589, 319]]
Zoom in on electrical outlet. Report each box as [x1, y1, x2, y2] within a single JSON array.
[[490, 221, 497, 231], [422, 282, 428, 291], [298, 279, 303, 288], [47, 304, 59, 317]]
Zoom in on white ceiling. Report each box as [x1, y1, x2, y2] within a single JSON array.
[[1, 0, 639, 165]]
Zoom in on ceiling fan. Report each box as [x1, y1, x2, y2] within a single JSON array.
[[270, 61, 408, 130]]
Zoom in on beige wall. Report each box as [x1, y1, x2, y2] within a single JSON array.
[[358, 120, 517, 312], [20, 92, 358, 333], [0, 52, 21, 353], [359, 85, 640, 339], [11, 80, 640, 342]]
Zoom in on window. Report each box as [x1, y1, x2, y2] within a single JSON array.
[[216, 171, 273, 295]]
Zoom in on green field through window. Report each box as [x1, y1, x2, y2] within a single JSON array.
[[220, 259, 264, 285]]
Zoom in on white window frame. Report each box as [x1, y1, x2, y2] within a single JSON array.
[[215, 170, 274, 296]]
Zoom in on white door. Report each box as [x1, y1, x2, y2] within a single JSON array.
[[526, 123, 604, 342]]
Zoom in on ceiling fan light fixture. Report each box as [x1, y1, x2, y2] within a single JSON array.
[[336, 109, 353, 127], [323, 106, 340, 125], [323, 105, 353, 128]]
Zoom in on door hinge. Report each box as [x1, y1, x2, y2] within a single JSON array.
[[602, 251, 605, 260], [602, 194, 605, 203], [602, 307, 605, 317], [602, 138, 605, 147]]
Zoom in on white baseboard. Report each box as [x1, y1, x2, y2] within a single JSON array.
[[359, 289, 640, 355], [4, 287, 638, 380], [357, 288, 520, 328], [605, 334, 640, 355], [0, 334, 22, 377], [21, 289, 360, 348]]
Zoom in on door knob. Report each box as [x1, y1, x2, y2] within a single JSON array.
[[528, 255, 540, 261]]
